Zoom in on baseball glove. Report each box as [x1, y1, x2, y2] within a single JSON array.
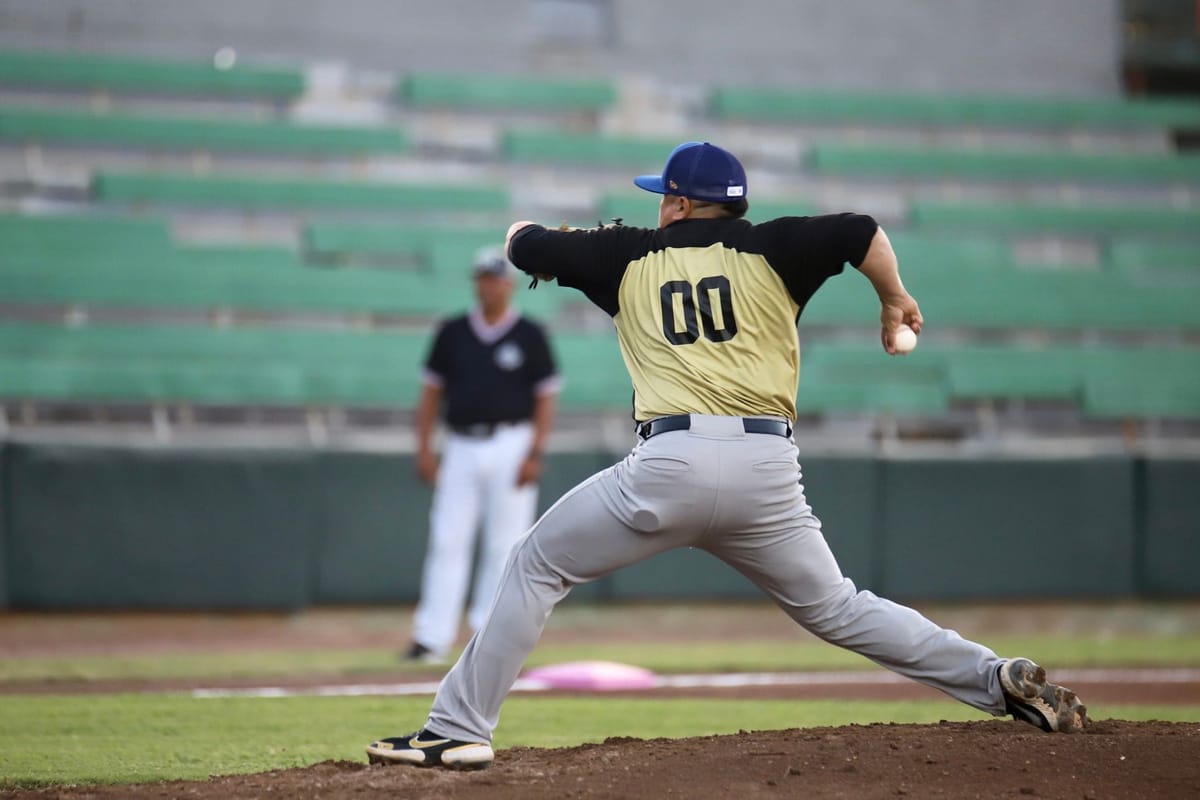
[[527, 218, 625, 289]]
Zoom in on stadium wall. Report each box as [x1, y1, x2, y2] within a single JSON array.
[[0, 0, 1120, 94], [0, 442, 1193, 610]]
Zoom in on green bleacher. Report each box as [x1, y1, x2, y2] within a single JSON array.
[[398, 73, 617, 112], [0, 107, 408, 155], [801, 342, 1200, 418], [502, 131, 679, 167], [0, 254, 461, 315], [1107, 240, 1200, 278], [810, 144, 1200, 184], [0, 213, 172, 256], [2, 50, 1197, 424], [884, 232, 1015, 270], [708, 87, 1200, 129], [0, 49, 304, 99], [304, 222, 506, 269], [6, 318, 1196, 417], [0, 324, 625, 410], [0, 214, 560, 319], [90, 171, 508, 212], [802, 265, 1200, 330], [796, 355, 949, 416], [0, 322, 423, 407], [548, 334, 632, 411], [910, 201, 1200, 237], [300, 222, 564, 314], [1084, 370, 1200, 418]]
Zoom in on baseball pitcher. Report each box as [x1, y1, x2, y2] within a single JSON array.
[[367, 141, 1087, 771]]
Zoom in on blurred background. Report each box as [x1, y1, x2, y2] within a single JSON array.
[[0, 0, 1197, 612]]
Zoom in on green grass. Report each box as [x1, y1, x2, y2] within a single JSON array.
[[2, 693, 1197, 789], [3, 605, 1198, 789], [4, 635, 1199, 684]]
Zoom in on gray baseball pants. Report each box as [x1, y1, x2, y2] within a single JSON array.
[[426, 414, 1007, 743]]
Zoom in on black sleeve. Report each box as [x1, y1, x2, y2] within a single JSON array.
[[423, 321, 453, 380], [757, 213, 878, 307], [508, 224, 652, 316], [524, 322, 558, 384]]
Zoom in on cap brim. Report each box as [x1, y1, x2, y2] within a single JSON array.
[[633, 174, 666, 194]]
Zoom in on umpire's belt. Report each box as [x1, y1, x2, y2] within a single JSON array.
[[449, 420, 524, 438], [636, 415, 792, 440]]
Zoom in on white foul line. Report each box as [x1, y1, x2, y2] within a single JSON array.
[[191, 667, 1200, 699]]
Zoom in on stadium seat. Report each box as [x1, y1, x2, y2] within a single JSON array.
[[0, 107, 409, 155], [943, 348, 1085, 402], [0, 213, 172, 256], [794, 378, 950, 416], [1082, 349, 1200, 418], [1107, 240, 1200, 280], [708, 87, 1200, 130], [800, 341, 1200, 417], [0, 49, 304, 99], [90, 171, 508, 212], [549, 334, 633, 411], [304, 223, 506, 269], [1084, 370, 1200, 419], [796, 348, 949, 416], [398, 72, 616, 112], [810, 144, 1200, 185], [885, 232, 1014, 271], [300, 223, 559, 314], [0, 322, 424, 407], [0, 324, 623, 410], [801, 265, 1200, 330], [0, 251, 474, 316], [910, 201, 1200, 237], [502, 130, 679, 168]]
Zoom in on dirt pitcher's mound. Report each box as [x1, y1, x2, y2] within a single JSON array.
[[4, 720, 1198, 800]]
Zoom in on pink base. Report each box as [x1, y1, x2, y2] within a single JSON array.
[[522, 660, 657, 691]]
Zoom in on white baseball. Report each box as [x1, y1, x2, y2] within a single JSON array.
[[893, 324, 918, 354]]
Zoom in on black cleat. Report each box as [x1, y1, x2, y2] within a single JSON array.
[[367, 728, 493, 770], [1000, 657, 1089, 733], [401, 641, 446, 665]]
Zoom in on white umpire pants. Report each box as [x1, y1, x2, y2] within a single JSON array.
[[412, 422, 538, 657], [427, 414, 1007, 743]]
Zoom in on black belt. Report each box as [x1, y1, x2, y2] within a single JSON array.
[[636, 415, 792, 440], [449, 421, 523, 438]]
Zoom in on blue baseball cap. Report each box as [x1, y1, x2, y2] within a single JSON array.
[[634, 141, 747, 203]]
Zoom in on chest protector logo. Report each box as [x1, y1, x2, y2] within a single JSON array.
[[494, 342, 524, 371]]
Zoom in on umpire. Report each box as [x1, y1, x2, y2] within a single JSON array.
[[405, 247, 561, 664]]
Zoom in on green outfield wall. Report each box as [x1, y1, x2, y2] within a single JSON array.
[[0, 442, 1194, 609]]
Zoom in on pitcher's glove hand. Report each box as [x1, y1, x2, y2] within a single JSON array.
[[527, 218, 625, 289]]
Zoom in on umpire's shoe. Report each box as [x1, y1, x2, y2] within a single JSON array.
[[367, 729, 493, 770], [1000, 657, 1089, 733]]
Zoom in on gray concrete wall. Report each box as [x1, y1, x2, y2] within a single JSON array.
[[0, 0, 1120, 95]]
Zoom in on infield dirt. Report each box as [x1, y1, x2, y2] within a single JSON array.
[[2, 719, 1197, 800], [2, 604, 1198, 799]]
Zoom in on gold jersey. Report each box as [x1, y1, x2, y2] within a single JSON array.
[[509, 214, 877, 421]]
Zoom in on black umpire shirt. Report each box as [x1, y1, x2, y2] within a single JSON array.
[[424, 309, 559, 429]]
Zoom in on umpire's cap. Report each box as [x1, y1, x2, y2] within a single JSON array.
[[472, 246, 515, 279], [634, 141, 747, 203]]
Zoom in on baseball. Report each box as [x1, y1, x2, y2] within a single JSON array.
[[893, 324, 918, 354]]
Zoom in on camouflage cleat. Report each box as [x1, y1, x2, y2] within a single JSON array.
[[367, 728, 493, 770], [1000, 657, 1089, 733]]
